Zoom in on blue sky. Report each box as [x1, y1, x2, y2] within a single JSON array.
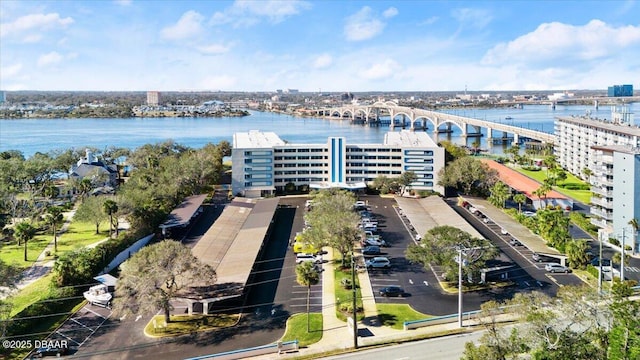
[[1, 0, 638, 92]]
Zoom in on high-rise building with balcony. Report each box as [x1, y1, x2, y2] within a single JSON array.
[[231, 130, 444, 198], [555, 107, 640, 251], [590, 145, 640, 253]]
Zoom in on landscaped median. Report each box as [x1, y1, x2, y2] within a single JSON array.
[[143, 313, 239, 338], [279, 313, 323, 347]]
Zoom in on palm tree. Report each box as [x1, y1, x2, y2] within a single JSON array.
[[581, 167, 593, 181], [533, 183, 551, 209], [103, 199, 119, 238], [295, 261, 320, 332], [45, 206, 64, 253], [629, 218, 639, 254], [14, 221, 36, 261], [513, 193, 527, 213]]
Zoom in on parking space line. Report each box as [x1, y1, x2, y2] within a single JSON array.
[[82, 307, 108, 319]]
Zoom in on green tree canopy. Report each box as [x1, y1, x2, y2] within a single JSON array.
[[406, 225, 497, 283], [113, 240, 216, 324], [437, 157, 497, 196]]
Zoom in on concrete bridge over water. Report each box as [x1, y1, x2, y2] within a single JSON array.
[[313, 101, 555, 145]]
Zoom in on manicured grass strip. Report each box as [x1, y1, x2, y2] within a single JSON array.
[[144, 313, 239, 337], [512, 166, 592, 204], [280, 313, 323, 347], [333, 267, 363, 322], [376, 304, 431, 330]]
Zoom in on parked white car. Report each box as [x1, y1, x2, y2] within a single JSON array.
[[296, 253, 322, 264], [545, 263, 571, 273], [366, 257, 391, 269]]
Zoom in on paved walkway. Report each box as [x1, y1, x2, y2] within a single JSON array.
[[0, 209, 76, 299]]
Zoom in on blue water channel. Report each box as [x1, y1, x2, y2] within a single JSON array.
[[0, 103, 637, 157]]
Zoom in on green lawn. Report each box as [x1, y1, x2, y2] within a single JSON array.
[[144, 314, 239, 337], [7, 273, 55, 316], [0, 232, 51, 268], [333, 267, 364, 322], [54, 221, 110, 253], [512, 166, 592, 204], [376, 304, 431, 330], [280, 313, 323, 347]]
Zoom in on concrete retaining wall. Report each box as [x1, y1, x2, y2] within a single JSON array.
[[101, 234, 154, 274]]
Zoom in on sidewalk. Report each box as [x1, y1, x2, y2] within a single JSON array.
[[0, 209, 75, 300], [250, 248, 473, 359]]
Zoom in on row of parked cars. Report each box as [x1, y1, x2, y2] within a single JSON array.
[[354, 201, 393, 270]]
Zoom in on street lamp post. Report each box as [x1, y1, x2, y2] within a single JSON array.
[[351, 254, 358, 349], [620, 228, 626, 282]]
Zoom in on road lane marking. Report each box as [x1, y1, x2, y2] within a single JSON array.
[[423, 281, 429, 286]]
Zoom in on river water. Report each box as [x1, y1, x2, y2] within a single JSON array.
[[0, 103, 637, 157]]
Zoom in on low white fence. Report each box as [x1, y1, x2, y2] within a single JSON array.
[[184, 340, 299, 360]]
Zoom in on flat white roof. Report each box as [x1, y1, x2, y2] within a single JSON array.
[[234, 130, 285, 148], [383, 130, 438, 147]]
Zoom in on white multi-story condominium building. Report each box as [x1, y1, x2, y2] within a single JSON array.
[[232, 130, 445, 198], [555, 107, 638, 177], [555, 107, 640, 252], [590, 145, 640, 253]]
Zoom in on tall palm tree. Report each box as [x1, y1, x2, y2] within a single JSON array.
[[295, 261, 320, 332], [513, 193, 527, 213], [14, 221, 36, 261], [103, 199, 119, 238], [45, 206, 64, 253]]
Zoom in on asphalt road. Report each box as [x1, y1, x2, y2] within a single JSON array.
[[321, 331, 483, 360]]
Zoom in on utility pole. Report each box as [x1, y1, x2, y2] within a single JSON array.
[[351, 254, 358, 349], [598, 231, 603, 294], [458, 248, 463, 328], [620, 228, 626, 282]]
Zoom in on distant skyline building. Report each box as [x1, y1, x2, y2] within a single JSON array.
[[0, 90, 5, 103], [607, 84, 633, 97], [231, 130, 445, 198], [146, 91, 160, 106]]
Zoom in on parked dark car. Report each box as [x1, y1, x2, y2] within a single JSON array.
[[362, 245, 381, 256], [33, 345, 69, 358], [379, 286, 406, 297], [509, 238, 522, 246]]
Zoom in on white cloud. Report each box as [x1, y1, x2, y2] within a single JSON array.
[[383, 7, 398, 19], [0, 12, 73, 39], [1, 63, 23, 78], [199, 74, 237, 90], [37, 52, 63, 67], [344, 6, 385, 42], [482, 20, 640, 66], [312, 54, 333, 69], [161, 10, 204, 41], [197, 43, 230, 55], [358, 59, 401, 80], [451, 8, 492, 29], [211, 0, 311, 27], [419, 16, 438, 26]]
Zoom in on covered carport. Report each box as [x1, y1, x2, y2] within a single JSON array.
[[159, 194, 207, 237], [180, 197, 280, 314], [481, 159, 574, 211]]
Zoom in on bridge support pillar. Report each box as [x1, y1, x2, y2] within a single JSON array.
[[486, 128, 493, 139], [512, 133, 519, 145]]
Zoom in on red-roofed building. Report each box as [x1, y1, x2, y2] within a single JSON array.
[[481, 159, 573, 211]]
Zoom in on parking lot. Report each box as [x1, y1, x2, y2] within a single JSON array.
[[28, 302, 112, 358]]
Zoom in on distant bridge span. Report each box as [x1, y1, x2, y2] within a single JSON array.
[[314, 101, 555, 144]]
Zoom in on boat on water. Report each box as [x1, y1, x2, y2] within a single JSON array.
[[505, 116, 513, 120], [83, 284, 113, 307]]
